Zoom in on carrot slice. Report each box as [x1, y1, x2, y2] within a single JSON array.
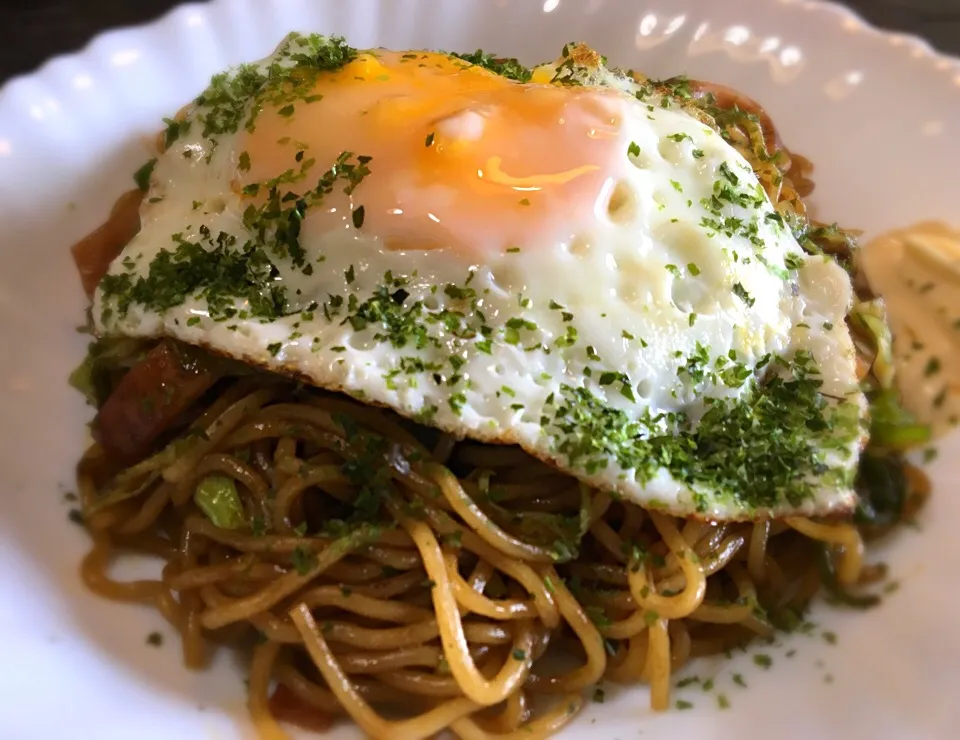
[[72, 188, 143, 297]]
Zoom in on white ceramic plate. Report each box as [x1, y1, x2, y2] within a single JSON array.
[[1, 1, 958, 738]]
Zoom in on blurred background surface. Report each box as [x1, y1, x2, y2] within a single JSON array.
[[0, 0, 957, 83]]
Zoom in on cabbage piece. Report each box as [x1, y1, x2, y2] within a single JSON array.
[[195, 475, 246, 529], [869, 389, 930, 450], [69, 337, 153, 407], [850, 299, 894, 389]]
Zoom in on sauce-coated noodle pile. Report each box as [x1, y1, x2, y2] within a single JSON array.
[[77, 377, 903, 740], [71, 55, 929, 739]]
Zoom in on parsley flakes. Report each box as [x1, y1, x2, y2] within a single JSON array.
[[99, 231, 287, 323], [352, 205, 366, 229], [291, 546, 317, 575], [753, 654, 773, 669], [175, 34, 357, 144], [731, 282, 755, 307], [541, 354, 858, 511], [133, 158, 157, 191], [450, 49, 532, 82]]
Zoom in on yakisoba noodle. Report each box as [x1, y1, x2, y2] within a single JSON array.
[[71, 53, 927, 740], [77, 379, 881, 738]]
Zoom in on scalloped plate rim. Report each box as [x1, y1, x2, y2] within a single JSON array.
[[2, 0, 959, 93], [0, 2, 959, 739]]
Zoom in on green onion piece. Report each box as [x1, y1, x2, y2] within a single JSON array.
[[194, 475, 245, 529]]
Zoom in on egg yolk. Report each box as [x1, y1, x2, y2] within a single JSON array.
[[237, 51, 628, 255]]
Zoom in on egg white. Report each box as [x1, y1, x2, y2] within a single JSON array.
[[93, 36, 863, 519]]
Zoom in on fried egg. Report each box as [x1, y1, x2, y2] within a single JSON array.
[[93, 34, 864, 519]]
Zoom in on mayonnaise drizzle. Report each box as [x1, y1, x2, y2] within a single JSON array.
[[861, 221, 960, 437]]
